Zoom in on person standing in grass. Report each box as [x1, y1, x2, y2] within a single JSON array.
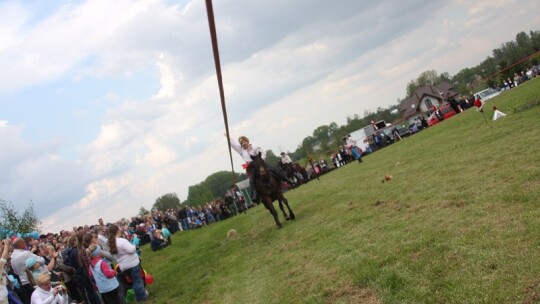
[[107, 224, 147, 303], [86, 244, 122, 304], [345, 134, 363, 163]]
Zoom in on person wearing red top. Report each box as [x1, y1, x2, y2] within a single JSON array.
[[86, 244, 122, 304], [473, 95, 484, 112]]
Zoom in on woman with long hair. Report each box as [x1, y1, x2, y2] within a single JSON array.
[[64, 234, 101, 304], [107, 225, 147, 303]]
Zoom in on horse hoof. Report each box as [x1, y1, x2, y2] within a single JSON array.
[[277, 224, 283, 229], [290, 214, 296, 220], [285, 217, 290, 221]]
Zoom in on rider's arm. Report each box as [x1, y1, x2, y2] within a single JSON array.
[[229, 136, 242, 155]]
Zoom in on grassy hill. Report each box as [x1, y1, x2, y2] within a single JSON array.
[[142, 77, 540, 304]]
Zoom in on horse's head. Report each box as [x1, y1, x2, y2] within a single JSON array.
[[249, 153, 268, 178], [250, 151, 263, 161]]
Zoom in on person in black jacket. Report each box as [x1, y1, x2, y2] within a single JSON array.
[[64, 234, 101, 304], [150, 230, 168, 252]]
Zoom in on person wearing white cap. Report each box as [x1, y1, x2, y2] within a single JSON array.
[[25, 257, 48, 286]]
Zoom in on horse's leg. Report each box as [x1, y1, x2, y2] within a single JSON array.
[[281, 196, 295, 220], [277, 196, 290, 221], [262, 199, 282, 228]]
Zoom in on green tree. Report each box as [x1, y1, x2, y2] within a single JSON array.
[[204, 171, 245, 198], [186, 184, 216, 206], [153, 193, 181, 212], [139, 207, 150, 217], [265, 150, 280, 167], [297, 136, 316, 159], [185, 171, 246, 206], [405, 70, 446, 98], [417, 70, 439, 86], [452, 67, 477, 94], [0, 200, 41, 237], [515, 31, 532, 55], [405, 79, 418, 98], [530, 30, 540, 52]]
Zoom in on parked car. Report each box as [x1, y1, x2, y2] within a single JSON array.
[[474, 87, 500, 101], [378, 124, 411, 142], [428, 103, 457, 126]]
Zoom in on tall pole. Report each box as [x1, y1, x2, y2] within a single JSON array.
[[205, 0, 236, 183]]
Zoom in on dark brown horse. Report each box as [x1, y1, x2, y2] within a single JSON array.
[[251, 155, 295, 228], [278, 160, 300, 187]]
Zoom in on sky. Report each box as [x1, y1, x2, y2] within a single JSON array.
[[0, 0, 538, 233]]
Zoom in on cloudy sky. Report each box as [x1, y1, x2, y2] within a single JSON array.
[[1, 0, 537, 233]]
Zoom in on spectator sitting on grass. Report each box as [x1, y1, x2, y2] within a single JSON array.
[[150, 230, 168, 252], [191, 216, 204, 229]]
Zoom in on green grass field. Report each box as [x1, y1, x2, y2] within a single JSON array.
[[142, 78, 540, 304]]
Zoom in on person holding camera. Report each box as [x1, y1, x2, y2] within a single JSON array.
[[30, 272, 67, 304], [0, 238, 12, 304]]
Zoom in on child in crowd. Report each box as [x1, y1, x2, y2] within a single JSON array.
[[87, 244, 122, 304], [25, 257, 50, 286], [130, 234, 141, 256]]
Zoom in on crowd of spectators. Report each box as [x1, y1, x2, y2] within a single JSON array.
[[1, 185, 257, 304], [2, 217, 159, 304], [500, 66, 539, 90]]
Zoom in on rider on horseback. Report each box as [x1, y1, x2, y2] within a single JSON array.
[[229, 135, 293, 202], [280, 152, 292, 164]]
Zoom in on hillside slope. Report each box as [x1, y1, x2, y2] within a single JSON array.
[[143, 78, 540, 304]]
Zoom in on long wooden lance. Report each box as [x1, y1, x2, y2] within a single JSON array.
[[205, 0, 236, 182]]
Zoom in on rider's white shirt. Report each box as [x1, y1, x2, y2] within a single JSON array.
[[231, 138, 265, 163], [281, 155, 292, 164]]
